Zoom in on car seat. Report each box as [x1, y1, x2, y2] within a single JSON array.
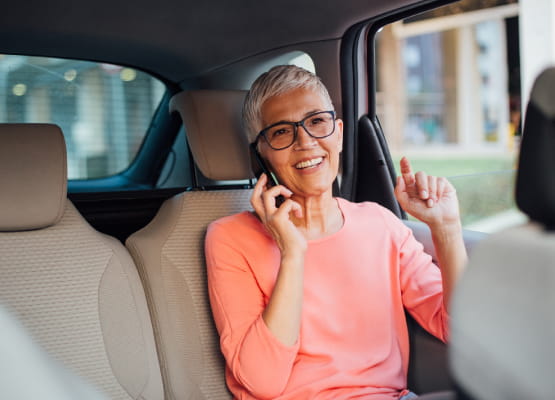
[[449, 67, 555, 400], [0, 304, 108, 400], [0, 124, 164, 400], [126, 90, 252, 400]]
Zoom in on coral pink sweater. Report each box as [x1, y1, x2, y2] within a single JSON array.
[[205, 198, 448, 400]]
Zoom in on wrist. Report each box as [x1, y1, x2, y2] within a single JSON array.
[[429, 219, 463, 242], [281, 249, 305, 263], [427, 214, 461, 231], [280, 244, 306, 266]]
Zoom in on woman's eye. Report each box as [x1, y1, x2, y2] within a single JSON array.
[[309, 117, 324, 125], [271, 127, 291, 137]]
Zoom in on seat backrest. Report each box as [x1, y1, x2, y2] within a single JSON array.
[[126, 90, 253, 400], [449, 67, 555, 400], [0, 304, 108, 400], [0, 124, 164, 400]]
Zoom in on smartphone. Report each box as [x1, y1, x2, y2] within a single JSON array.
[[249, 143, 285, 207]]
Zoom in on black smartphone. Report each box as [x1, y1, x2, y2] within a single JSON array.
[[249, 143, 285, 207]]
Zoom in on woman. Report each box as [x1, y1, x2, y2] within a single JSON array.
[[205, 65, 467, 400]]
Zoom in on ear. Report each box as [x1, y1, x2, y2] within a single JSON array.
[[335, 118, 344, 153]]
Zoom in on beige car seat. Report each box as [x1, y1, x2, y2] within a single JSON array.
[[0, 124, 164, 400], [450, 67, 555, 400], [126, 90, 252, 400]]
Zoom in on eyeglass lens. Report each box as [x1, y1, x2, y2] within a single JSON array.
[[264, 111, 335, 150]]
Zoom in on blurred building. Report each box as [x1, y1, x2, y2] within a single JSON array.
[[376, 0, 522, 155]]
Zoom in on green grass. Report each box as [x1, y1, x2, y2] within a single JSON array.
[[391, 155, 516, 178]]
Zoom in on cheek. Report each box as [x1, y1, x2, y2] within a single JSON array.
[[266, 152, 290, 172]]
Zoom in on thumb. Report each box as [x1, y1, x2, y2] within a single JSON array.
[[291, 200, 303, 219]]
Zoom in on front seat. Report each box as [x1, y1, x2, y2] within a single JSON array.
[[449, 67, 555, 400], [0, 124, 164, 400], [0, 305, 106, 400]]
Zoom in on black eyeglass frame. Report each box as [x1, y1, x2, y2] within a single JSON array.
[[254, 110, 337, 150]]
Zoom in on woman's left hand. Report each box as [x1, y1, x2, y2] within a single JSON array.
[[394, 157, 461, 228]]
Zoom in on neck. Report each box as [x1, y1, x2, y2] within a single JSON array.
[[290, 192, 343, 240]]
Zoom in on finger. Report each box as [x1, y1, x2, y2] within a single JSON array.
[[400, 156, 412, 174], [428, 175, 437, 202], [261, 185, 292, 214], [436, 177, 446, 200], [400, 156, 415, 186], [252, 173, 267, 195], [423, 176, 437, 208], [277, 198, 303, 219], [415, 171, 429, 200], [250, 173, 268, 218], [292, 200, 303, 218]]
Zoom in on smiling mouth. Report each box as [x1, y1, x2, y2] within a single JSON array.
[[295, 157, 324, 169]]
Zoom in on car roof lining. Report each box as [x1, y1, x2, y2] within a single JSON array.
[[0, 0, 431, 83]]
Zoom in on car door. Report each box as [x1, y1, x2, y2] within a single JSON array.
[[340, 0, 524, 392]]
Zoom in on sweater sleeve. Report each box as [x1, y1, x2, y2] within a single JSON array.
[[381, 210, 449, 342], [205, 218, 300, 399]]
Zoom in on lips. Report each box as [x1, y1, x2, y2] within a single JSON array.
[[295, 157, 324, 169]]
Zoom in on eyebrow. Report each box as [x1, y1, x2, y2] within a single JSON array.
[[265, 109, 324, 127]]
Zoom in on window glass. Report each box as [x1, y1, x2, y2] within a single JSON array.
[[0, 55, 165, 179], [287, 52, 316, 73], [375, 0, 526, 233]]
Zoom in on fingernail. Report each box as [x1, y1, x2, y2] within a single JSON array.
[[427, 199, 434, 207], [421, 190, 428, 198]]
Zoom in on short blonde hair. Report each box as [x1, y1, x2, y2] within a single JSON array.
[[243, 65, 334, 143]]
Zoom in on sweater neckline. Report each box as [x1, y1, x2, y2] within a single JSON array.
[[306, 197, 347, 244]]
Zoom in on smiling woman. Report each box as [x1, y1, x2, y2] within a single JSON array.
[[205, 65, 465, 400]]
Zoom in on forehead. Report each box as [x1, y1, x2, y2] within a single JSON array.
[[261, 87, 328, 124]]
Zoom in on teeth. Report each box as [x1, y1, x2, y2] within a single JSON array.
[[295, 157, 323, 169]]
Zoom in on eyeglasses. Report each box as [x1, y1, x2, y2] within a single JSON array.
[[254, 110, 336, 150]]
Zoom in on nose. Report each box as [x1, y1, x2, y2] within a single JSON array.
[[294, 124, 316, 148]]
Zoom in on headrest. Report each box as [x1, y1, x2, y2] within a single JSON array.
[[516, 67, 555, 229], [0, 124, 67, 231], [170, 90, 253, 181]]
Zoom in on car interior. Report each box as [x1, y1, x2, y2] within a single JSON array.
[[0, 0, 547, 398]]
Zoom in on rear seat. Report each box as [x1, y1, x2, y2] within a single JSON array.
[[0, 124, 164, 400], [126, 90, 252, 400]]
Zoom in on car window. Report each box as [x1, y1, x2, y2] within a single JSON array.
[[374, 0, 527, 233], [0, 55, 165, 180]]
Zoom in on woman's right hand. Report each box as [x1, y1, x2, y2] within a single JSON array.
[[251, 174, 306, 347], [251, 173, 307, 258]]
